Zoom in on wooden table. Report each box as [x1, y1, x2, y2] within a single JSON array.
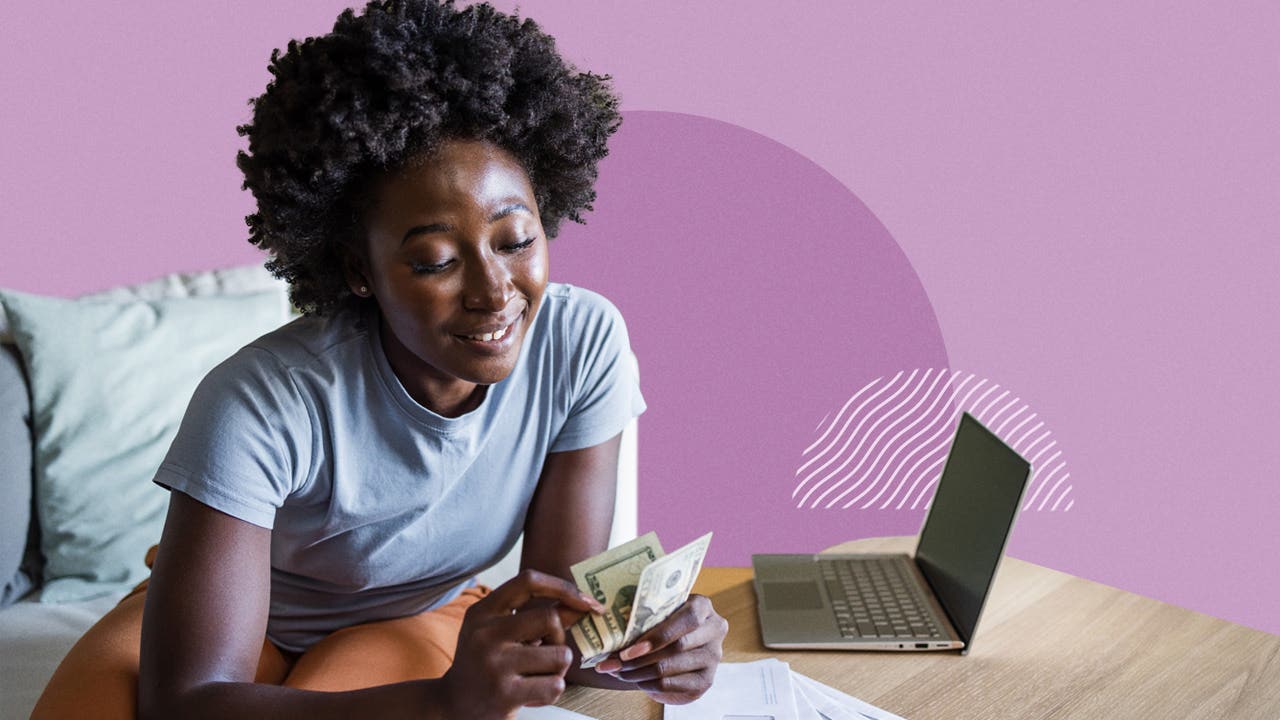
[[558, 536, 1280, 719]]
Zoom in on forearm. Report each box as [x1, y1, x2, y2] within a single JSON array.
[[142, 677, 453, 720]]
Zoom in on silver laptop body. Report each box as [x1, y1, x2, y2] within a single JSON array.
[[753, 413, 1031, 653]]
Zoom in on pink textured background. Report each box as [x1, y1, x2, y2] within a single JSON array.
[[1, 3, 1276, 635]]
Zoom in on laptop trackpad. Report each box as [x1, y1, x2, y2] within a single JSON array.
[[763, 581, 824, 610]]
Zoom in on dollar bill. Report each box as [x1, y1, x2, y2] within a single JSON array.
[[569, 532, 663, 666], [569, 613, 607, 668], [623, 532, 712, 646], [567, 531, 713, 668]]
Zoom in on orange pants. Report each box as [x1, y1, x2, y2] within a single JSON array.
[[31, 559, 487, 720]]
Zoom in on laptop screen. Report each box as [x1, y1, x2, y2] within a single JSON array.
[[914, 413, 1030, 646]]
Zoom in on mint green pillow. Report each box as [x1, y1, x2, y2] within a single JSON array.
[[0, 289, 291, 602]]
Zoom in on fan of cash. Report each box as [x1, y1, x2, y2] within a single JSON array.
[[568, 531, 713, 668]]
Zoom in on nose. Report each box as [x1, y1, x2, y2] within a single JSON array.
[[462, 253, 514, 312]]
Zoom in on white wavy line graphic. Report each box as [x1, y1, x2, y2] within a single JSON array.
[[793, 369, 1073, 512], [799, 369, 922, 508], [910, 453, 949, 510], [1022, 454, 1062, 511], [1042, 473, 1071, 512], [999, 409, 1034, 441], [814, 369, 936, 508], [1024, 456, 1064, 507], [802, 372, 898, 457], [859, 371, 963, 509], [793, 372, 904, 503], [1021, 432, 1055, 462], [1035, 464, 1068, 511], [892, 434, 950, 510], [880, 371, 967, 507], [896, 374, 992, 510], [1013, 420, 1045, 453], [824, 369, 946, 509], [976, 390, 1010, 423], [986, 396, 1021, 432], [890, 420, 957, 510], [1050, 481, 1074, 512]]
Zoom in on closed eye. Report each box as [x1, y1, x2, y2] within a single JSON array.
[[410, 259, 452, 274], [409, 237, 535, 274], [505, 237, 536, 253]]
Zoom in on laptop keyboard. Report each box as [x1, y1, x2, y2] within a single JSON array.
[[819, 557, 945, 640]]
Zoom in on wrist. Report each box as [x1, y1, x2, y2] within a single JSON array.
[[424, 674, 460, 720]]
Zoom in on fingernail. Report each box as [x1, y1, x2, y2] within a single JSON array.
[[595, 658, 621, 673], [620, 641, 651, 661]]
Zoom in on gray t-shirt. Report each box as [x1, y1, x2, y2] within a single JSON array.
[[154, 283, 646, 652]]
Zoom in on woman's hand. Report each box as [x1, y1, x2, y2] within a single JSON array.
[[442, 569, 605, 719], [593, 594, 728, 705]]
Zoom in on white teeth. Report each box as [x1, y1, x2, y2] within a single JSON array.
[[467, 325, 509, 342]]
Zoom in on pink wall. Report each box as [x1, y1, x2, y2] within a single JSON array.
[[2, 2, 1276, 635]]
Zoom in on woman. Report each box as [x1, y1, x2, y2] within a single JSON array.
[[32, 1, 727, 718]]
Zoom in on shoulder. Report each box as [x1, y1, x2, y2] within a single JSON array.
[[536, 284, 646, 452], [247, 303, 371, 368], [539, 282, 628, 336], [195, 304, 370, 407], [534, 283, 637, 388]]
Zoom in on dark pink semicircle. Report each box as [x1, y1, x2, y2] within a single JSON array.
[[551, 110, 949, 564]]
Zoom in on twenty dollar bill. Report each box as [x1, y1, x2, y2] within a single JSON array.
[[567, 531, 713, 667]]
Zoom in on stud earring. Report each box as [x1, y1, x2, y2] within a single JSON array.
[[358, 285, 369, 295]]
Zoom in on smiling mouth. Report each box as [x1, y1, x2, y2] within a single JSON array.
[[454, 309, 525, 346], [461, 325, 510, 342]]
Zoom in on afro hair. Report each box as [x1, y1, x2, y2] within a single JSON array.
[[236, 0, 621, 315]]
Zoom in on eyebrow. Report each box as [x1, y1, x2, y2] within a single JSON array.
[[400, 203, 533, 245]]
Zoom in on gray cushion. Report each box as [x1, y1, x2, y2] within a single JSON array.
[[0, 263, 287, 343], [0, 289, 292, 602], [0, 343, 36, 606]]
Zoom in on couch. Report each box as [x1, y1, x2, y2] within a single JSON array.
[[0, 266, 638, 720]]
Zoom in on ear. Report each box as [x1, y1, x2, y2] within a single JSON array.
[[340, 240, 372, 298]]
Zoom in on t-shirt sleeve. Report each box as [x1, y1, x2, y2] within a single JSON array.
[[550, 291, 647, 453], [152, 347, 311, 529]]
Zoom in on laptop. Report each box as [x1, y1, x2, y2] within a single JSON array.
[[752, 412, 1030, 654]]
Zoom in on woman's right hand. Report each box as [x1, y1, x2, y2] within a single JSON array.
[[441, 569, 605, 719]]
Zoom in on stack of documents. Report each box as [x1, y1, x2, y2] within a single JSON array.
[[664, 659, 906, 720], [513, 658, 905, 720]]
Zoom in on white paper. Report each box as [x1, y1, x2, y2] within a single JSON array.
[[516, 706, 600, 720], [664, 659, 801, 720], [793, 682, 827, 720], [791, 672, 907, 720], [528, 660, 902, 720]]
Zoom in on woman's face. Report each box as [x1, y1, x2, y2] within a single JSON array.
[[352, 139, 549, 415]]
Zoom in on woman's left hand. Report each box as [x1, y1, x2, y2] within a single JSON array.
[[592, 594, 728, 704]]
